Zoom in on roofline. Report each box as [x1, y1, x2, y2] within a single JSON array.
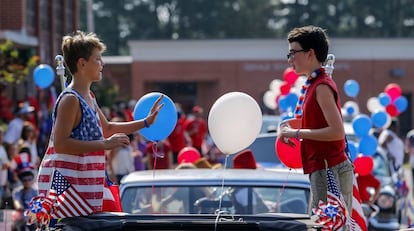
[[0, 29, 38, 47], [128, 38, 414, 61]]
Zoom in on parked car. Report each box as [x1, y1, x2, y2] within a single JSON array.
[[120, 168, 311, 216], [50, 168, 320, 231], [260, 115, 280, 134]]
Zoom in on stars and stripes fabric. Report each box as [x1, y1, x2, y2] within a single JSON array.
[[348, 175, 367, 231], [48, 169, 94, 218], [36, 89, 117, 219], [313, 168, 347, 231]]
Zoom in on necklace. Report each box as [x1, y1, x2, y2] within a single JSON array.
[[293, 67, 325, 119]]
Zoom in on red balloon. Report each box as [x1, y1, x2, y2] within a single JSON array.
[[283, 67, 299, 86], [384, 83, 402, 102], [275, 137, 302, 169], [178, 147, 201, 164], [354, 155, 373, 176], [279, 82, 291, 96], [385, 104, 399, 117]]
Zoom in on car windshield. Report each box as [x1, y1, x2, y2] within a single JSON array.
[[121, 185, 310, 215]]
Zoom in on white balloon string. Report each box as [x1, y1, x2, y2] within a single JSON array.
[[214, 155, 229, 231]]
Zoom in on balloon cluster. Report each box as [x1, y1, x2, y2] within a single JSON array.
[[342, 82, 407, 169], [343, 82, 407, 120], [24, 195, 56, 230], [262, 67, 305, 120]]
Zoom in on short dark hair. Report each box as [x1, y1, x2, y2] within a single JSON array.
[[287, 25, 329, 63]]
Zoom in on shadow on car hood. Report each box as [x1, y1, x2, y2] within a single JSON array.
[[56, 213, 322, 231]]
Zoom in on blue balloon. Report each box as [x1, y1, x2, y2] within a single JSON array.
[[347, 141, 358, 161], [278, 95, 289, 111], [344, 79, 360, 98], [33, 64, 54, 89], [133, 92, 177, 142], [358, 135, 378, 156], [286, 92, 299, 109], [352, 114, 372, 137], [371, 111, 388, 128], [346, 106, 355, 116], [378, 92, 391, 107], [394, 96, 408, 113]]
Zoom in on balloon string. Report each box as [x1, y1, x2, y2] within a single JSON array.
[[275, 169, 292, 212], [214, 155, 229, 231], [150, 141, 159, 214]]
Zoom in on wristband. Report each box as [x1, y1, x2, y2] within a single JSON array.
[[295, 129, 300, 139], [144, 119, 150, 128]]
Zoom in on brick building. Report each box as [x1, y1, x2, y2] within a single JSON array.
[[103, 39, 414, 135], [0, 0, 79, 99]]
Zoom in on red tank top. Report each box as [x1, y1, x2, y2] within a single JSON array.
[[300, 74, 348, 174]]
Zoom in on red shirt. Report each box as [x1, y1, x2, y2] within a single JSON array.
[[145, 142, 172, 169], [356, 174, 381, 203], [185, 118, 207, 149], [168, 116, 187, 153], [301, 73, 348, 174]]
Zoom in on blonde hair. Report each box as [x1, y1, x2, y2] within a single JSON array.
[[61, 30, 106, 74]]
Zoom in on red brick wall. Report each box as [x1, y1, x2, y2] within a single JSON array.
[[0, 0, 24, 30]]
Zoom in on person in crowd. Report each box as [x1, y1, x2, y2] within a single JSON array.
[[405, 129, 414, 198], [132, 132, 148, 171], [4, 102, 35, 145], [231, 149, 268, 214], [145, 139, 173, 170], [355, 171, 381, 206], [19, 122, 40, 171], [378, 119, 405, 171], [106, 115, 136, 184], [0, 127, 11, 208], [185, 106, 207, 154], [277, 25, 354, 215], [168, 103, 190, 165], [12, 165, 37, 231], [35, 30, 163, 221]]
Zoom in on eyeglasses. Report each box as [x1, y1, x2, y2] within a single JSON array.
[[21, 176, 34, 182], [287, 49, 307, 59]]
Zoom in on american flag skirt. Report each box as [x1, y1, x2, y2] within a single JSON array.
[[37, 144, 106, 218]]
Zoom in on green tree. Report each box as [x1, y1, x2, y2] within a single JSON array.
[[0, 40, 38, 85], [87, 0, 414, 55]]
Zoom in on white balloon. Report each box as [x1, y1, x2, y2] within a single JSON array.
[[343, 100, 360, 116], [366, 97, 384, 113], [269, 79, 282, 96], [294, 76, 307, 88], [208, 92, 262, 155], [263, 90, 277, 110]]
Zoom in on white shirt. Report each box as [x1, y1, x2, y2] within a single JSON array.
[[111, 146, 135, 175], [0, 145, 8, 186], [379, 129, 404, 168], [4, 117, 24, 144]]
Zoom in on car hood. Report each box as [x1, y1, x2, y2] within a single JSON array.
[[56, 213, 322, 231]]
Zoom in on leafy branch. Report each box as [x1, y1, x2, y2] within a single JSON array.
[[0, 40, 39, 85]]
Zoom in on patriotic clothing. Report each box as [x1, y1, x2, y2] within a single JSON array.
[[36, 89, 117, 219], [185, 118, 207, 150], [356, 174, 380, 203], [300, 72, 348, 174]]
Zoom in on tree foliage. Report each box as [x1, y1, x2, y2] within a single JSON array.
[[0, 40, 38, 85], [87, 0, 414, 55]]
